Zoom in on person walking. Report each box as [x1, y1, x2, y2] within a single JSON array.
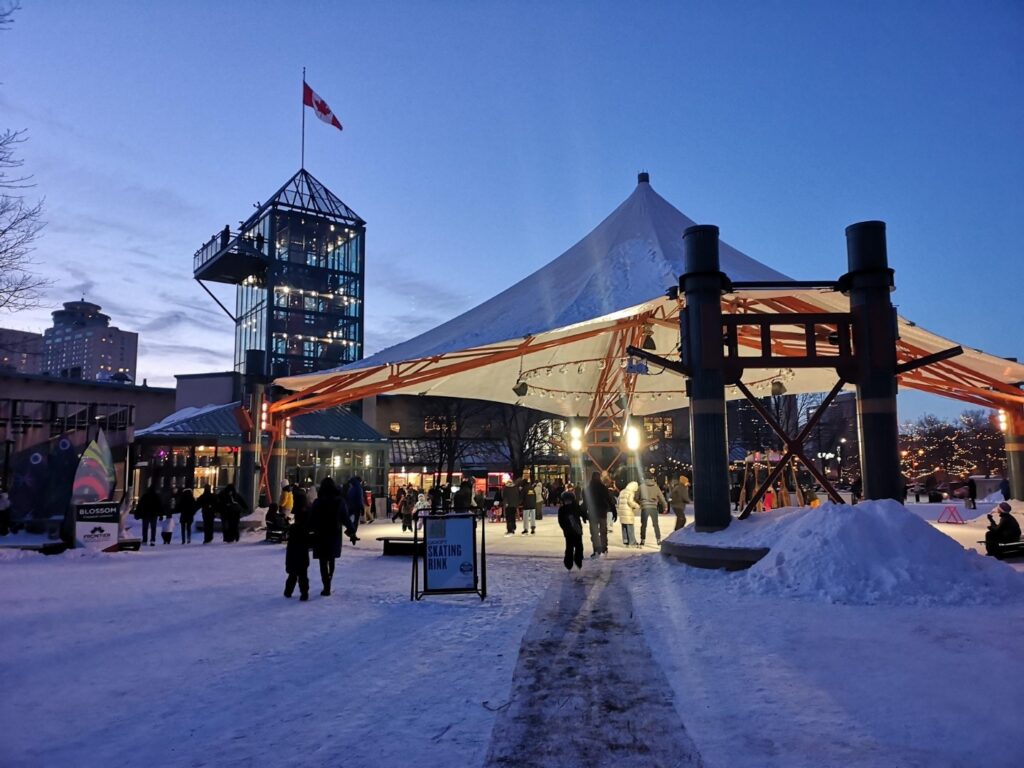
[[638, 476, 667, 546], [158, 483, 175, 521], [533, 479, 545, 522], [283, 504, 311, 601], [137, 485, 162, 547], [0, 490, 12, 536], [522, 479, 537, 535], [160, 511, 176, 545], [197, 485, 216, 543], [558, 491, 588, 571], [473, 487, 488, 514], [669, 475, 691, 531], [176, 487, 197, 544], [583, 471, 615, 557], [616, 480, 641, 547], [310, 477, 349, 596], [218, 484, 246, 543], [602, 472, 619, 533], [400, 490, 417, 532], [346, 476, 365, 543], [502, 480, 520, 537]]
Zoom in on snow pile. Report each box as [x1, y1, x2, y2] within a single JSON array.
[[669, 500, 1024, 605]]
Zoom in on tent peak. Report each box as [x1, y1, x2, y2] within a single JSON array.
[[637, 170, 650, 184]]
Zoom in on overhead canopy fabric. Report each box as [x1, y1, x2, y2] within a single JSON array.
[[274, 177, 1024, 417]]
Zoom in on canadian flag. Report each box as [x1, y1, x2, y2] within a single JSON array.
[[303, 82, 343, 131]]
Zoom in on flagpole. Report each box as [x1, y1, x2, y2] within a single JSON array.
[[301, 66, 306, 169]]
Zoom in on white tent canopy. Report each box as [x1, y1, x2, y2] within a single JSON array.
[[275, 176, 1024, 417]]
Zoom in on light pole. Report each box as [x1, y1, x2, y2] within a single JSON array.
[[837, 438, 847, 484]]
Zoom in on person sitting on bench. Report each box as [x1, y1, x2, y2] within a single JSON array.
[[985, 501, 1021, 556]]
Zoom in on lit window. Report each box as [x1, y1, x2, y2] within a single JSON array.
[[389, 422, 401, 435]]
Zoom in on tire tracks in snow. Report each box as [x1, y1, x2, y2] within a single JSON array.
[[483, 562, 703, 768]]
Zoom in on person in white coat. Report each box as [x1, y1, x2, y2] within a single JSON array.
[[160, 512, 176, 545], [616, 481, 641, 547]]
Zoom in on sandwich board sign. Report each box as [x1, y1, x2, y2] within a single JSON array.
[[75, 501, 121, 552], [412, 512, 486, 601]]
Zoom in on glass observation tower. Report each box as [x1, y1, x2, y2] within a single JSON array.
[[192, 168, 366, 378]]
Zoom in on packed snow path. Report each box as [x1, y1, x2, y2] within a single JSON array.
[[484, 562, 702, 768]]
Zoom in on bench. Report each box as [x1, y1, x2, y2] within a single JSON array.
[[377, 536, 424, 557], [978, 539, 1024, 560]]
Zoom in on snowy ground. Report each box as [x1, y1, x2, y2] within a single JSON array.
[[2, 505, 1023, 767]]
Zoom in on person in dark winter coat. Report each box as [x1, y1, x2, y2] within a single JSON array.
[[346, 477, 365, 538], [452, 482, 473, 511], [583, 472, 615, 557], [558, 491, 588, 570], [284, 505, 311, 601], [197, 485, 216, 543], [218, 484, 246, 542], [669, 475, 691, 531], [966, 477, 977, 510], [137, 485, 162, 546], [399, 490, 417, 532], [310, 477, 349, 596], [502, 480, 521, 536], [999, 477, 1011, 501], [428, 484, 443, 511], [176, 488, 198, 544], [985, 501, 1021, 556]]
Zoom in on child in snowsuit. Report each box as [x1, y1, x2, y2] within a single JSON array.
[[160, 512, 175, 544], [558, 491, 588, 570], [284, 508, 310, 601]]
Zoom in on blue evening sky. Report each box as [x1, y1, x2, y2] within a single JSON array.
[[2, 1, 1021, 422]]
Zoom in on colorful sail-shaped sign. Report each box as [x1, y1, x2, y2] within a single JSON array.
[[72, 429, 116, 505]]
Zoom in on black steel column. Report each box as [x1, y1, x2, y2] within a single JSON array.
[[1006, 406, 1024, 501], [845, 221, 902, 501], [680, 225, 732, 531]]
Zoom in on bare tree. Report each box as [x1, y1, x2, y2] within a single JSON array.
[[418, 397, 489, 484], [1, 4, 48, 313], [494, 404, 556, 480]]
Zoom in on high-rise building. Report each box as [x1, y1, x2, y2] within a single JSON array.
[[41, 300, 139, 381], [0, 328, 43, 374], [192, 169, 365, 378]]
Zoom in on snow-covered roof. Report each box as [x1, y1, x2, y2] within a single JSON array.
[[136, 402, 386, 443], [322, 175, 787, 371], [274, 176, 1024, 417]]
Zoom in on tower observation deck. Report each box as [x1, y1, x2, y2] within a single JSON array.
[[193, 169, 366, 378]]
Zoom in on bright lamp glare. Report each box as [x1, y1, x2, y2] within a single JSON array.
[[625, 426, 641, 451], [570, 427, 582, 439], [570, 437, 583, 452]]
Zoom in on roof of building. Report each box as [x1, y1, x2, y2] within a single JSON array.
[[0, 370, 173, 395], [136, 401, 386, 443], [389, 438, 563, 470], [292, 174, 784, 371], [274, 173, 1024, 417], [244, 168, 364, 229]]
